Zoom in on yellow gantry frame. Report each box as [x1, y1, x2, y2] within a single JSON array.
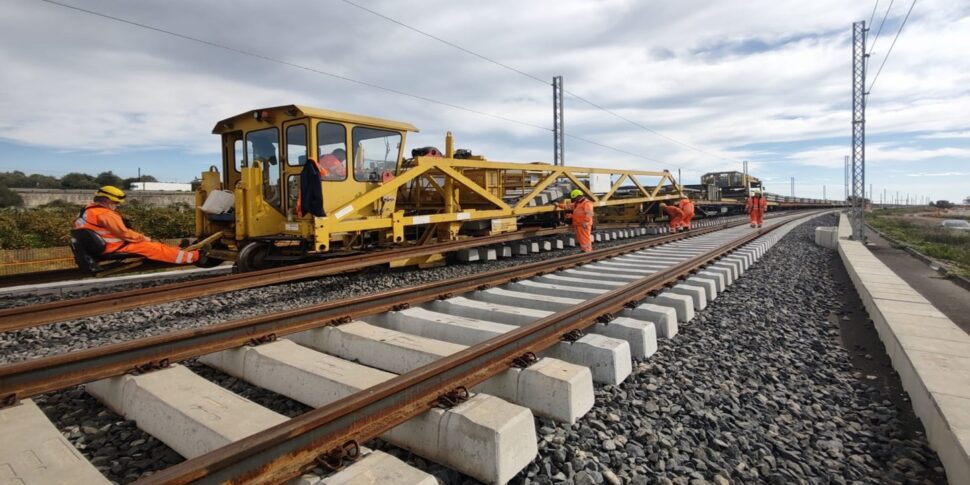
[[304, 156, 684, 251]]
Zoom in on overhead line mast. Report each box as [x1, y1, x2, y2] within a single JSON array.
[[850, 21, 868, 241]]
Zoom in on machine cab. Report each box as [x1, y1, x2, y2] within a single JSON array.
[[198, 105, 417, 260]]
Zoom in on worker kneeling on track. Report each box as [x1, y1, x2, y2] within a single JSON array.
[[660, 202, 686, 233], [746, 190, 767, 228], [73, 186, 206, 266], [569, 189, 594, 252], [677, 197, 695, 232]]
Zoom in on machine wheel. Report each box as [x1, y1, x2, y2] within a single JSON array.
[[235, 241, 276, 272]]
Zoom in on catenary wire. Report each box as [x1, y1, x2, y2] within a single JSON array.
[[867, 0, 880, 28], [35, 0, 674, 163], [868, 0, 896, 57], [337, 0, 739, 163], [867, 0, 916, 95]]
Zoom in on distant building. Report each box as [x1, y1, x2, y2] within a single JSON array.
[[129, 182, 192, 192], [964, 196, 970, 205]]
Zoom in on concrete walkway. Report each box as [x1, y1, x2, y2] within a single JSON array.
[[837, 214, 970, 484], [863, 228, 970, 335]]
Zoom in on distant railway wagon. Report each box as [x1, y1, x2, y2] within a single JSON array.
[[194, 105, 687, 271], [699, 171, 762, 190]]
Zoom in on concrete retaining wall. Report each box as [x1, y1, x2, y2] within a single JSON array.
[[836, 214, 970, 484], [12, 188, 195, 208]]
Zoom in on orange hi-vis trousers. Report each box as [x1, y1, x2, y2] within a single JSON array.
[[662, 205, 685, 231], [117, 240, 199, 264], [749, 209, 764, 226], [573, 222, 592, 252]]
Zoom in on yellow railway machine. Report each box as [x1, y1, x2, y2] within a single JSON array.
[[195, 105, 686, 271]]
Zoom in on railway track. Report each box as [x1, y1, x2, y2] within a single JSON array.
[[0, 218, 756, 332], [0, 210, 827, 484]]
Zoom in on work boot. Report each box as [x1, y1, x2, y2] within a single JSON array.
[[757, 224, 763, 228], [750, 223, 756, 228], [194, 244, 211, 267]]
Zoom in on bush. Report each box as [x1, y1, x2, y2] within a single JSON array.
[[0, 204, 195, 249], [60, 172, 99, 189], [0, 184, 23, 208]]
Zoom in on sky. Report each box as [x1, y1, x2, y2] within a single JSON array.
[[0, 0, 968, 203]]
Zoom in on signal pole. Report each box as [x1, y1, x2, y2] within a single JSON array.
[[850, 21, 868, 240], [790, 177, 794, 198], [552, 76, 564, 166]]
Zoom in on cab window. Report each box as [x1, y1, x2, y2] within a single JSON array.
[[286, 124, 308, 166], [317, 122, 347, 181], [352, 127, 401, 182], [246, 127, 282, 212]]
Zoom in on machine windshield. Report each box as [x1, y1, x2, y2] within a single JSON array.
[[352, 127, 401, 182]]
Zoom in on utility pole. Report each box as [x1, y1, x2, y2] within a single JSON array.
[[743, 160, 749, 194], [791, 177, 795, 198], [552, 76, 564, 166], [823, 185, 826, 200], [844, 155, 849, 200], [850, 20, 868, 240]]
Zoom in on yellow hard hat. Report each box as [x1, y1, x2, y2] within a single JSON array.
[[570, 189, 583, 199], [96, 185, 126, 203]]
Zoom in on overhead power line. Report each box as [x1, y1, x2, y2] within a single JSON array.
[[867, 0, 917, 95], [35, 0, 670, 163], [338, 0, 739, 163], [867, 0, 880, 27], [868, 0, 896, 57]]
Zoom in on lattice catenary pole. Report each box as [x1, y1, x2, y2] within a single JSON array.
[[851, 21, 868, 240], [552, 76, 564, 166]]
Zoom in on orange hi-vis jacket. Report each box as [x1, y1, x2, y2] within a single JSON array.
[[74, 203, 146, 251], [746, 196, 767, 214], [571, 198, 594, 228], [678, 198, 694, 217]]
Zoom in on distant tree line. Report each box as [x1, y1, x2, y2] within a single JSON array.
[[0, 171, 157, 208]]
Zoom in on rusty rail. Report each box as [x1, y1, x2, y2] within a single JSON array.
[[0, 226, 586, 332], [0, 221, 738, 403], [137, 211, 817, 484]]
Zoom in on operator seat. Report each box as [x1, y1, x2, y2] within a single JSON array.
[[69, 229, 138, 274]]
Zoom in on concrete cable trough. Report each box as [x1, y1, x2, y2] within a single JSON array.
[[0, 211, 824, 484]]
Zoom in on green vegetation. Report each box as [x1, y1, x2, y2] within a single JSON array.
[[0, 171, 157, 191], [0, 201, 195, 250], [869, 209, 970, 278]]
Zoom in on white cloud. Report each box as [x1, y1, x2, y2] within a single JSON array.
[[0, 0, 967, 200]]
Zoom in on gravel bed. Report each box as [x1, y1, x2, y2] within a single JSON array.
[[513, 213, 946, 485], [0, 232, 670, 364]]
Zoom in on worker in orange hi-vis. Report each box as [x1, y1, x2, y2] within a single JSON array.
[[74, 186, 204, 265], [678, 197, 695, 232], [745, 190, 768, 228], [659, 202, 685, 233], [569, 189, 594, 252]]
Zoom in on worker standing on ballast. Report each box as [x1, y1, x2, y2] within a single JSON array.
[[678, 197, 695, 232], [745, 189, 767, 228], [659, 202, 685, 233], [569, 189, 594, 252], [74, 186, 203, 264]]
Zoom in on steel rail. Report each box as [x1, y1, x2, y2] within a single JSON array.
[[0, 226, 585, 332], [0, 221, 738, 404], [138, 211, 816, 485]]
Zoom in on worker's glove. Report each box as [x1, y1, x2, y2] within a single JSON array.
[[582, 223, 590, 230]]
